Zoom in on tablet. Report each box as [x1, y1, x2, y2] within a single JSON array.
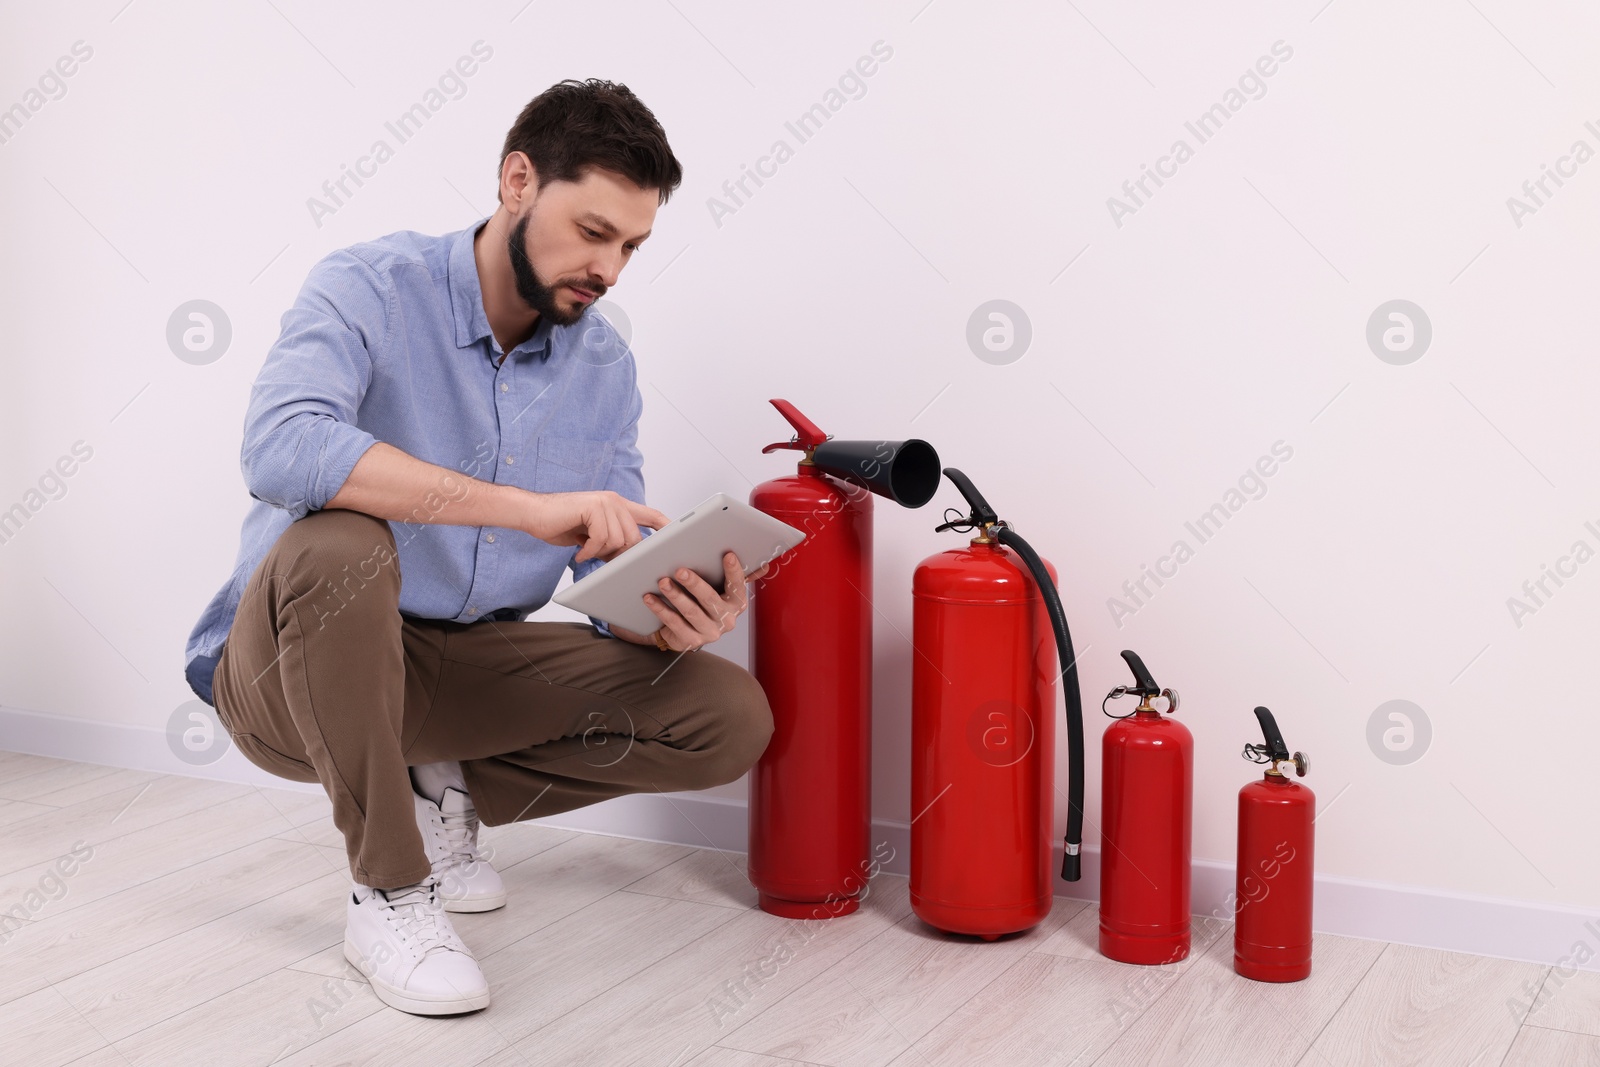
[[552, 492, 806, 635]]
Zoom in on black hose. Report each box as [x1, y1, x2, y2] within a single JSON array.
[[996, 526, 1085, 882]]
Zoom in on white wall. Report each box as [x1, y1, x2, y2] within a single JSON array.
[[2, 0, 1597, 935]]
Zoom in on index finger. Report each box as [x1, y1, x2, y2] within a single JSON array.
[[722, 551, 746, 593], [627, 501, 673, 531]]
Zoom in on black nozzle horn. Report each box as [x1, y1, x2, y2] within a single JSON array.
[[1119, 650, 1159, 696], [811, 439, 941, 508], [940, 467, 999, 527], [1253, 706, 1290, 762]]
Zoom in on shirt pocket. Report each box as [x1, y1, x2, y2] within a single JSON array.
[[534, 434, 616, 494]]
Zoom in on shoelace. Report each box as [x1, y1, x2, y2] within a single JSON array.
[[378, 882, 463, 956], [435, 803, 487, 869]]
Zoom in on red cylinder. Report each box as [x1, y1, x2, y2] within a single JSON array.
[[748, 465, 872, 919], [1099, 708, 1193, 964], [910, 540, 1057, 940], [1234, 772, 1315, 981]]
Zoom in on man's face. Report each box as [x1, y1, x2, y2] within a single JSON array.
[[507, 165, 658, 326]]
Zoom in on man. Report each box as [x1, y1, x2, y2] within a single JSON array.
[[182, 79, 774, 1017]]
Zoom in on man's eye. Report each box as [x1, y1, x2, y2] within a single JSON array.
[[582, 228, 601, 239], [623, 244, 637, 254]]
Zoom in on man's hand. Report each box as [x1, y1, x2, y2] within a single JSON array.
[[524, 490, 671, 563], [611, 551, 771, 652]]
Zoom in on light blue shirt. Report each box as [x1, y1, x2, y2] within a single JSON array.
[[183, 216, 647, 706]]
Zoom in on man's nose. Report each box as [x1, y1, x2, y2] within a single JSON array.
[[589, 250, 622, 289]]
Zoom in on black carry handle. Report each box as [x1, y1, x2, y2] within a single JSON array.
[[1119, 650, 1160, 697], [1253, 706, 1290, 762], [938, 468, 999, 529]]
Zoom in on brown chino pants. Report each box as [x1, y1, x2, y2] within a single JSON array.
[[211, 508, 774, 890]]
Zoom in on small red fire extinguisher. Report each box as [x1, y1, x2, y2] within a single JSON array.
[[748, 400, 939, 919], [1099, 650, 1192, 964], [910, 468, 1085, 941], [1235, 706, 1314, 982]]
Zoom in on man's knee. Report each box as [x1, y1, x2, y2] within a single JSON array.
[[277, 508, 396, 564], [269, 509, 401, 612], [699, 665, 773, 786]]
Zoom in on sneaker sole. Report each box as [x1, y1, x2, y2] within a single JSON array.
[[442, 890, 507, 913], [344, 936, 491, 1015]]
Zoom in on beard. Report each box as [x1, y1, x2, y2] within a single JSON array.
[[506, 212, 604, 327]]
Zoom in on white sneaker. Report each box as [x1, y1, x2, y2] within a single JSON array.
[[414, 786, 506, 912], [345, 874, 491, 1015]]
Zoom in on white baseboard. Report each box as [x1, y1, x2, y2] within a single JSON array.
[[3, 703, 1595, 973]]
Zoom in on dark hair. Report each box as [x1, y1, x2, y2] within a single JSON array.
[[499, 79, 682, 205]]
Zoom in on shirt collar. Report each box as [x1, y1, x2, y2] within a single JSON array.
[[449, 216, 553, 363]]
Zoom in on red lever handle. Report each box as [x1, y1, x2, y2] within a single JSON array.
[[760, 398, 830, 453]]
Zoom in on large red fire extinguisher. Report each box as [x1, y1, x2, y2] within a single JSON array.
[[1235, 705, 1314, 982], [1099, 650, 1192, 964], [748, 399, 939, 919], [910, 468, 1085, 940]]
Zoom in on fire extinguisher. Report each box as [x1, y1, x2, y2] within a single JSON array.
[[1235, 706, 1314, 982], [910, 468, 1085, 940], [1099, 650, 1192, 964], [748, 399, 940, 919]]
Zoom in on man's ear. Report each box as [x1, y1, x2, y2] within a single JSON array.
[[501, 151, 539, 209]]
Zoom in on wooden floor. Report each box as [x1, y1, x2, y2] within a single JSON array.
[[1, 751, 1596, 1067]]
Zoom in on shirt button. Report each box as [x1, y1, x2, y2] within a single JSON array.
[[486, 533, 496, 543], [500, 383, 509, 392], [506, 455, 515, 464], [468, 606, 478, 616]]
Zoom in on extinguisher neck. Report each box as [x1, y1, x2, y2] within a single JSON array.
[[1264, 752, 1309, 779]]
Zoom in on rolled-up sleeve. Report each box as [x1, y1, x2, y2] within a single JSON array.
[[571, 360, 649, 638], [240, 250, 387, 521]]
